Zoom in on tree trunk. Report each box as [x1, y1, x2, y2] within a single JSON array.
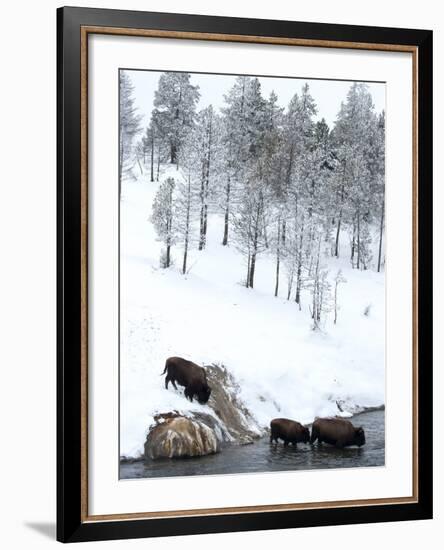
[[137, 157, 143, 175], [198, 172, 206, 251], [248, 201, 261, 289], [311, 238, 321, 327], [312, 285, 316, 321], [356, 210, 361, 270], [164, 187, 173, 268], [246, 251, 251, 288], [203, 202, 208, 244], [263, 214, 269, 249], [150, 130, 154, 182], [182, 242, 188, 274], [335, 168, 346, 257], [249, 251, 256, 289], [350, 218, 356, 266], [287, 274, 293, 301], [199, 138, 211, 251], [295, 219, 305, 309], [274, 218, 281, 297], [156, 143, 161, 181], [170, 143, 177, 164], [377, 200, 385, 272], [182, 178, 191, 275], [295, 262, 302, 307], [202, 113, 212, 247], [166, 243, 171, 268], [222, 178, 231, 245], [334, 210, 342, 257]]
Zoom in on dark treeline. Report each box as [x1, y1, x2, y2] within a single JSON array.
[[120, 72, 385, 328]]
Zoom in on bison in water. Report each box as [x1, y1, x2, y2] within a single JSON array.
[[270, 418, 310, 447], [310, 417, 366, 448], [161, 357, 211, 404]]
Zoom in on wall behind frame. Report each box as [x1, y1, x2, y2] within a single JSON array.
[[0, 0, 440, 549]]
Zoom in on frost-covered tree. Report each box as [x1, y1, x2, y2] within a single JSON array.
[[192, 106, 221, 250], [281, 212, 305, 304], [314, 118, 331, 152], [331, 83, 380, 266], [279, 87, 317, 246], [232, 184, 270, 288], [230, 78, 276, 288], [219, 77, 250, 246], [144, 71, 385, 327], [151, 177, 176, 268], [119, 71, 142, 188], [279, 84, 318, 303], [141, 123, 154, 180], [306, 233, 332, 330], [333, 269, 347, 324], [153, 72, 200, 165], [371, 112, 386, 272], [346, 152, 373, 270], [142, 112, 169, 182], [175, 140, 201, 274], [262, 91, 285, 296]]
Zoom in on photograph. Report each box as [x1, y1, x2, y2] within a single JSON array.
[[119, 68, 386, 480]]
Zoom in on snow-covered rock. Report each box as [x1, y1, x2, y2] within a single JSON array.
[[204, 363, 264, 444], [143, 363, 264, 460], [144, 414, 219, 459]]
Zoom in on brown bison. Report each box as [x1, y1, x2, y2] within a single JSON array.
[[161, 357, 211, 404], [270, 418, 310, 447], [310, 417, 365, 448]]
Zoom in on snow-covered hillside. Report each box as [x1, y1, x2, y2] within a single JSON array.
[[120, 167, 385, 458]]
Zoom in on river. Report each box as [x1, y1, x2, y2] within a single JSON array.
[[120, 409, 384, 480]]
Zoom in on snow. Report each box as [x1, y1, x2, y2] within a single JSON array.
[[120, 166, 385, 458]]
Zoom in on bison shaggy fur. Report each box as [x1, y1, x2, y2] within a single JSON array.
[[162, 357, 211, 404], [270, 418, 310, 447], [310, 417, 365, 448]]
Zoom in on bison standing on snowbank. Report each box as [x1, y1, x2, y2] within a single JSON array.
[[162, 357, 212, 404], [310, 417, 366, 448], [270, 418, 310, 447]]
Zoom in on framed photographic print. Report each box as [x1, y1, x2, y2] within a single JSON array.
[[57, 6, 433, 543]]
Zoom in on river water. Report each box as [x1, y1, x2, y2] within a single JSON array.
[[120, 409, 384, 480]]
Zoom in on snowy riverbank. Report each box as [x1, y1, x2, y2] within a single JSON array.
[[120, 168, 385, 459]]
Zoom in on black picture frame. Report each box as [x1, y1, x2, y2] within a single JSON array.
[[57, 6, 433, 543]]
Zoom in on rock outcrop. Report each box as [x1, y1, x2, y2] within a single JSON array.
[[204, 363, 263, 444], [144, 364, 265, 459], [144, 413, 219, 459]]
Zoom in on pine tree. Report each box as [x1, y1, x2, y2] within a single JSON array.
[[151, 177, 176, 268], [142, 112, 167, 182], [281, 84, 318, 303], [219, 76, 250, 246], [263, 91, 285, 296], [193, 106, 219, 250], [370, 112, 386, 272], [144, 71, 385, 329], [119, 71, 142, 189], [345, 152, 373, 270], [230, 78, 274, 288], [175, 136, 201, 274], [307, 232, 332, 330], [153, 72, 200, 165], [331, 83, 380, 266]]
